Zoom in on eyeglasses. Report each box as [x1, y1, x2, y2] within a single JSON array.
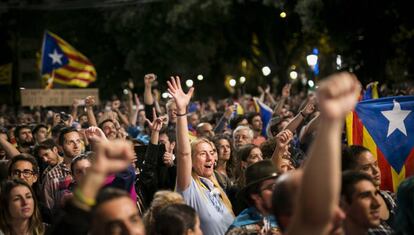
[[12, 169, 35, 178]]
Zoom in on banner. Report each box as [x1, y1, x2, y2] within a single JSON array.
[[20, 89, 99, 106]]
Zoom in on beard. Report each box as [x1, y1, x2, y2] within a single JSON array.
[[19, 139, 35, 148]]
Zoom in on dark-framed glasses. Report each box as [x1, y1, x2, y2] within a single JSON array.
[[12, 169, 35, 178]]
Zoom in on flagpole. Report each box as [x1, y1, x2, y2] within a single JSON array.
[[45, 69, 54, 90]]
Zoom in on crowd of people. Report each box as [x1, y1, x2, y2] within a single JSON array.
[[0, 72, 413, 235]]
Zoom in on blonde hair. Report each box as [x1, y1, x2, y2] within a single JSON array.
[[143, 190, 184, 235], [191, 138, 234, 216]]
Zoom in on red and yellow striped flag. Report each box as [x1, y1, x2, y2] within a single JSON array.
[[40, 31, 96, 88]]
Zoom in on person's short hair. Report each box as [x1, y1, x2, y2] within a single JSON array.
[[143, 190, 184, 235], [229, 114, 247, 130], [92, 188, 130, 217], [271, 171, 302, 231], [58, 127, 78, 146], [246, 112, 261, 125], [51, 124, 66, 140], [394, 176, 414, 234], [341, 170, 376, 203], [260, 138, 277, 159], [98, 119, 115, 130], [159, 127, 176, 143], [8, 154, 39, 176], [166, 99, 176, 110], [70, 152, 94, 174], [34, 139, 58, 156], [341, 145, 370, 171], [32, 124, 48, 135], [154, 204, 197, 235], [232, 125, 254, 141], [14, 124, 31, 139]]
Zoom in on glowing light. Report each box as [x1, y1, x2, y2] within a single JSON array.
[[239, 76, 246, 84], [280, 12, 287, 18], [197, 74, 204, 81], [185, 79, 194, 87], [289, 71, 298, 80], [262, 66, 271, 76], [308, 80, 315, 88], [229, 79, 236, 87], [306, 54, 318, 67], [162, 92, 171, 99]]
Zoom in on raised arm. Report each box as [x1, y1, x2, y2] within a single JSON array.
[[71, 99, 80, 122], [0, 135, 20, 158], [271, 129, 293, 173], [144, 74, 156, 105], [283, 98, 315, 134], [167, 76, 194, 191], [145, 108, 166, 145], [129, 94, 140, 126], [288, 72, 360, 235], [273, 83, 291, 115], [85, 96, 98, 127]]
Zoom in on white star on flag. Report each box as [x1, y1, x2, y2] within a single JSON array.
[[381, 99, 411, 137], [48, 49, 63, 65]]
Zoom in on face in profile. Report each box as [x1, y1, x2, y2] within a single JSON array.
[[342, 180, 381, 229]]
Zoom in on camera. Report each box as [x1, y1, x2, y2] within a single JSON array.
[[59, 112, 70, 121]]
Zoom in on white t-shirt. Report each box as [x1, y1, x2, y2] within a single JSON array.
[[178, 177, 234, 235]]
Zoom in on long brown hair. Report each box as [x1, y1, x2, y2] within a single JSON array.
[[0, 179, 44, 235]]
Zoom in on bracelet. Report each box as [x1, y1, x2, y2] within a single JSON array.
[[74, 188, 96, 207], [176, 112, 187, 117]]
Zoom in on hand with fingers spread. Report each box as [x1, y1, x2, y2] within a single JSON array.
[[85, 126, 108, 143], [317, 72, 361, 120], [167, 76, 194, 113], [145, 108, 166, 132]]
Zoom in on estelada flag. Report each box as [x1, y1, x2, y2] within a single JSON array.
[[40, 31, 96, 87], [253, 97, 273, 137], [346, 94, 414, 192]]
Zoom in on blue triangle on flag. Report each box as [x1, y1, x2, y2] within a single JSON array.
[[355, 96, 414, 172]]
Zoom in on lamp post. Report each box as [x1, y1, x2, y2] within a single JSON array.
[[306, 48, 319, 89]]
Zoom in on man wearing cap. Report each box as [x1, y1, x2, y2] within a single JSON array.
[[226, 160, 281, 234]]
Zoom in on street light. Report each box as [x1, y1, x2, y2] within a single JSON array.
[[239, 76, 246, 84], [262, 66, 271, 76], [336, 55, 342, 69], [197, 74, 204, 81], [306, 54, 318, 67], [289, 71, 298, 80], [280, 11, 287, 18], [185, 79, 194, 87]]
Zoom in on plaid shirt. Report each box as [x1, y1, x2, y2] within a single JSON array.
[[41, 162, 73, 212], [368, 190, 396, 235]]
